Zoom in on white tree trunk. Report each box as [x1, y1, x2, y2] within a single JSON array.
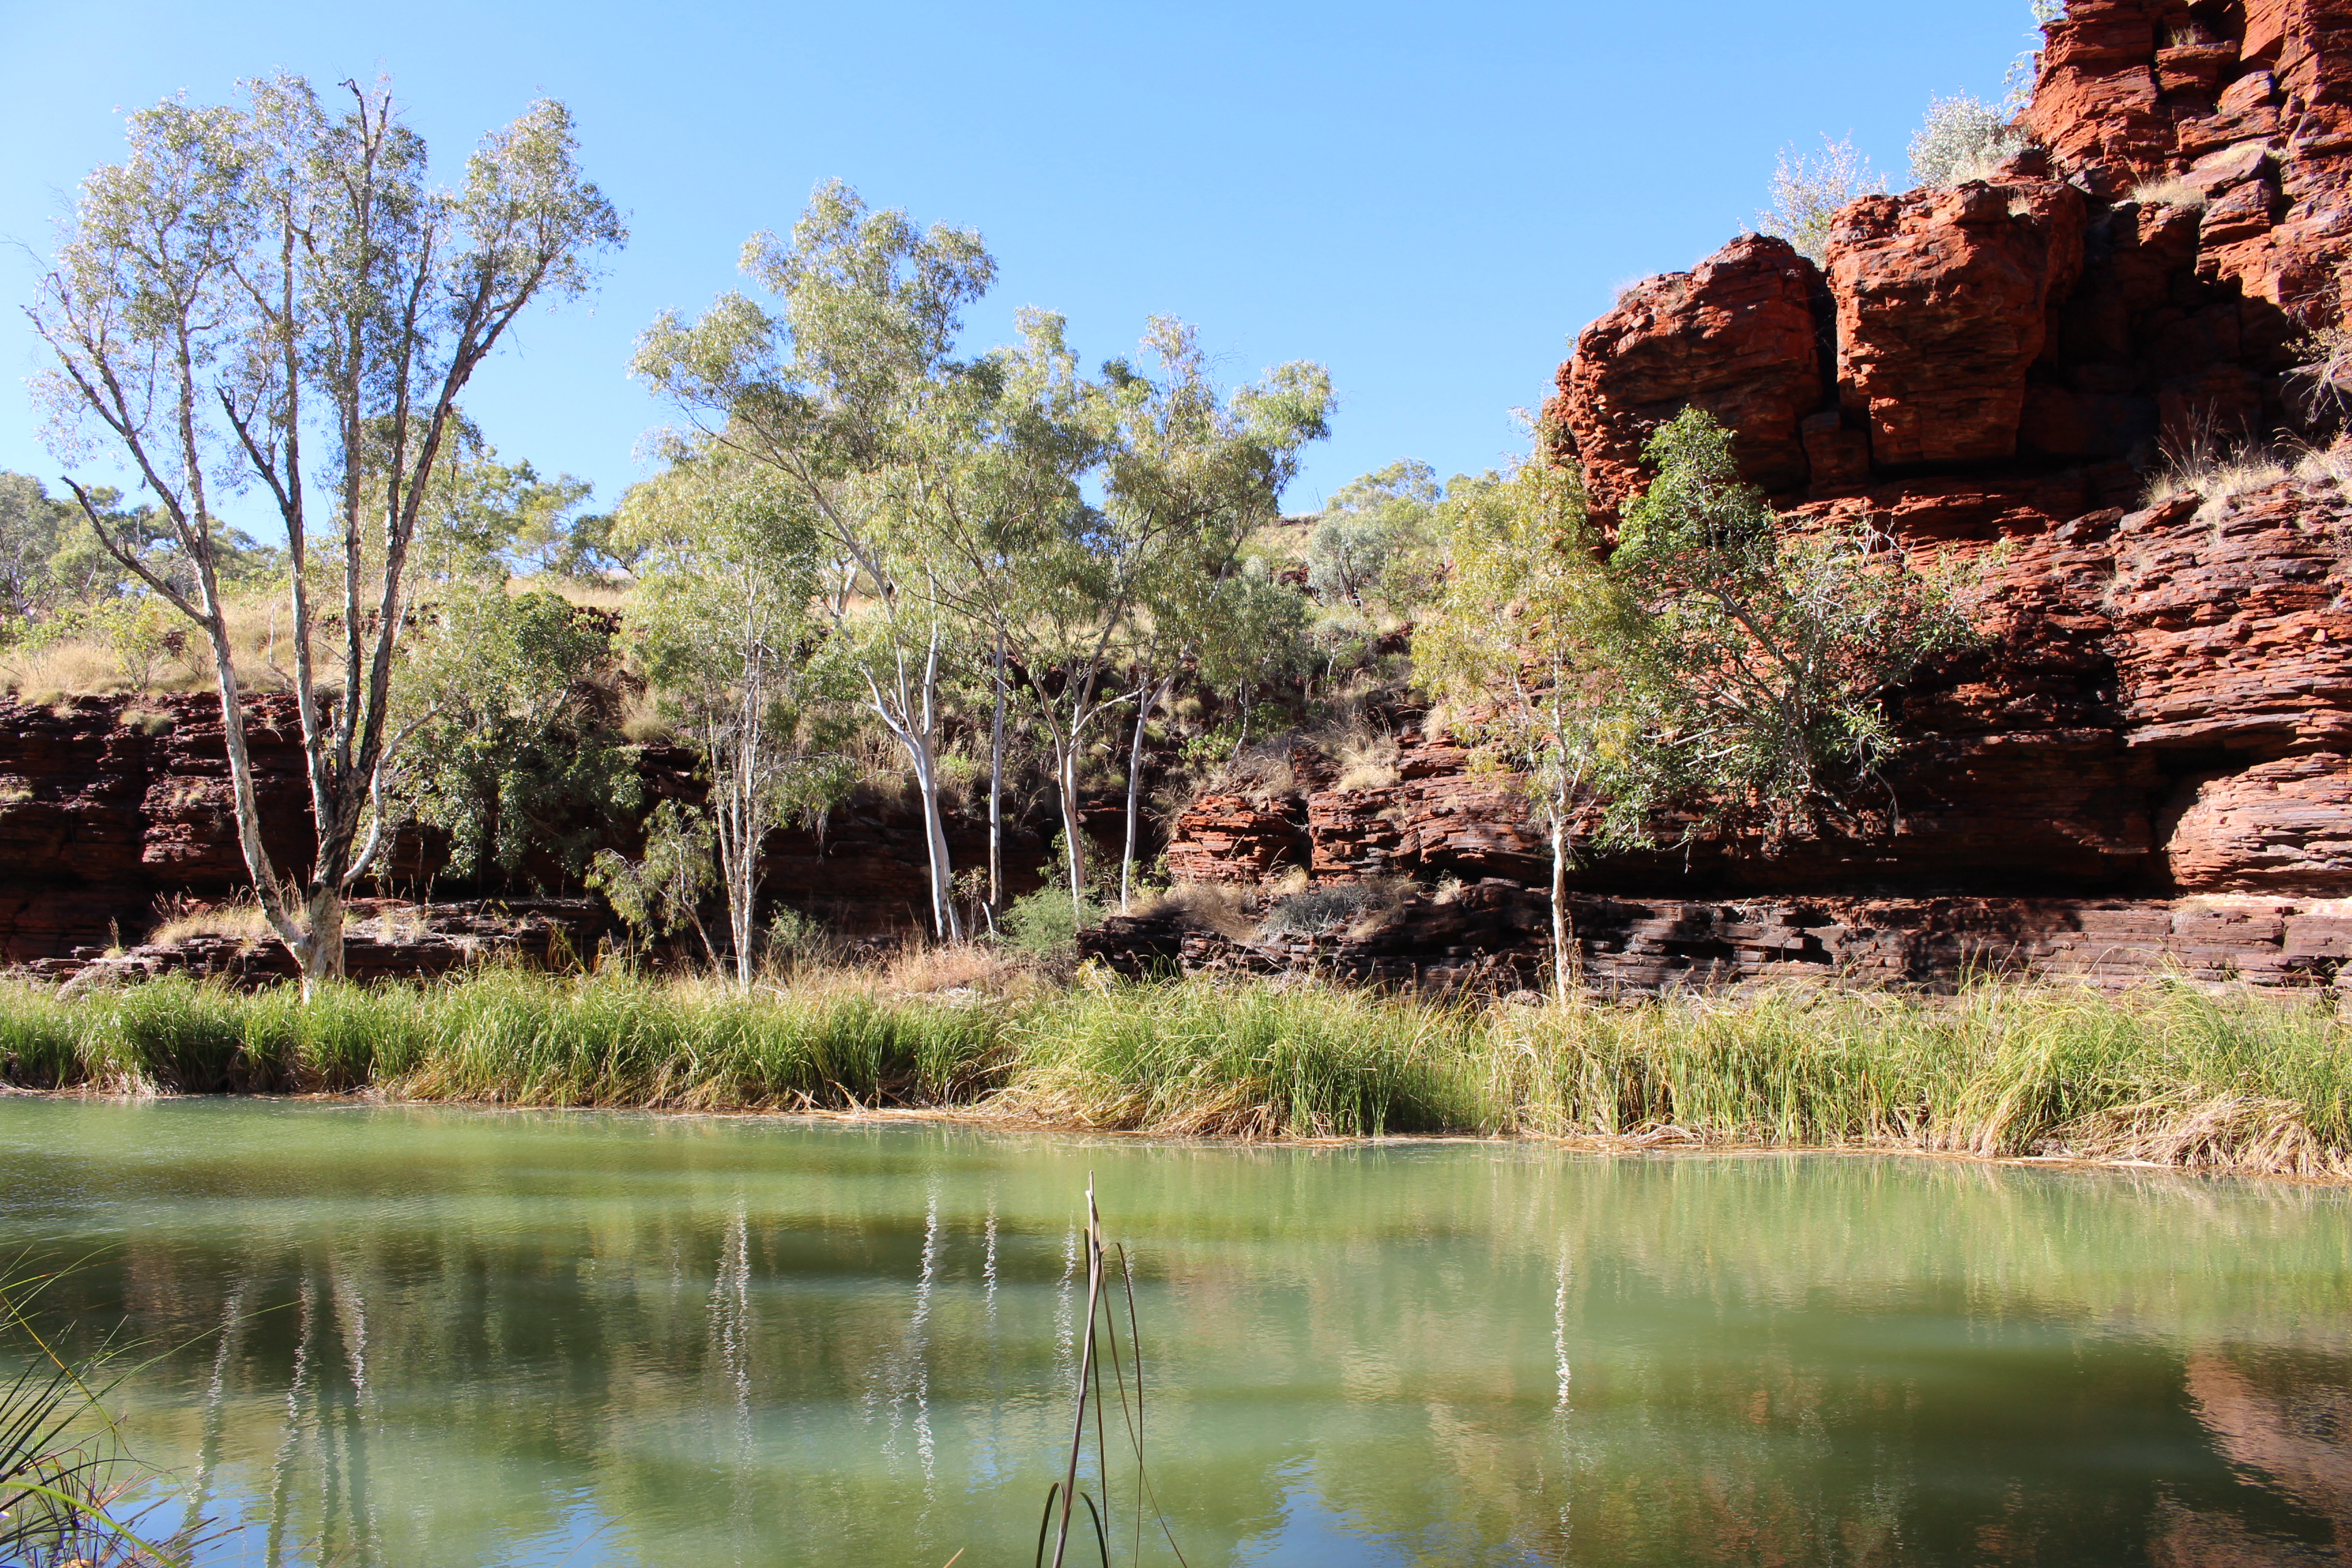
[[987, 630, 1007, 913], [1549, 804, 1575, 1004], [1119, 678, 1166, 913], [1054, 737, 1088, 918]]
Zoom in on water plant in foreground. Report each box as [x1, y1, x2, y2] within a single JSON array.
[[0, 1256, 206, 1567], [0, 969, 2345, 1177]]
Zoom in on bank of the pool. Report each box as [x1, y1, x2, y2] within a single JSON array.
[[1, 970, 2346, 1179]]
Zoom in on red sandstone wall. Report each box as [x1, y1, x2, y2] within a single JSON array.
[[1168, 0, 2352, 910]]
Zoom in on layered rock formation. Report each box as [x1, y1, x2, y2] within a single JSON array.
[[1143, 0, 2352, 990], [0, 691, 1047, 966]]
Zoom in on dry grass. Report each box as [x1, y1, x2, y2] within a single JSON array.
[[875, 939, 1027, 998], [144, 894, 275, 947], [1333, 732, 1401, 791], [2141, 436, 2293, 519], [535, 578, 633, 612], [618, 688, 673, 745], [1192, 745, 1298, 806], [1137, 880, 1260, 941], [2129, 174, 2209, 210]]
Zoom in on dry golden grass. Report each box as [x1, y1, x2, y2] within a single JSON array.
[[1333, 732, 1401, 791], [2141, 441, 2292, 519], [1137, 880, 1260, 941], [2129, 174, 2208, 210], [145, 894, 275, 947], [879, 939, 1028, 996], [619, 689, 673, 745], [532, 577, 634, 612]]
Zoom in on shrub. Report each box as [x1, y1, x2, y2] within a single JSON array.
[[1757, 135, 1886, 265], [1258, 880, 1401, 937], [1001, 886, 1100, 958], [1908, 95, 2031, 188]]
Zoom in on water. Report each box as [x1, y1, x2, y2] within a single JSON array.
[[0, 1098, 2347, 1567]]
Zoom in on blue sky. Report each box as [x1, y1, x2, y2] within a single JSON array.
[[0, 0, 2036, 529]]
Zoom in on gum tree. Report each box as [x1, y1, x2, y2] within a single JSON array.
[[1422, 409, 1974, 1000], [29, 76, 622, 994], [634, 181, 990, 941], [1006, 317, 1331, 915], [1418, 459, 1615, 1001], [1601, 408, 1976, 847], [617, 445, 852, 989]]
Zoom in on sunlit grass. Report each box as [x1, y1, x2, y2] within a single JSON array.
[[2, 969, 2346, 1176]]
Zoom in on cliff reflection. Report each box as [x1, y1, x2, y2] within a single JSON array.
[[0, 1100, 2346, 1567]]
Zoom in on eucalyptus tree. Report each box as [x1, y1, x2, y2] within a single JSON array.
[[1015, 317, 1331, 912], [1599, 408, 1976, 847], [890, 308, 1104, 913], [1421, 409, 1975, 999], [634, 180, 991, 940], [1418, 461, 1616, 1000], [28, 76, 623, 994], [617, 446, 853, 989]]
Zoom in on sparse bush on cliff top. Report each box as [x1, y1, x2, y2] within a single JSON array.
[[1756, 135, 1886, 265], [1908, 94, 2031, 188]]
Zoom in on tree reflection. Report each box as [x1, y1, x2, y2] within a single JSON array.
[[0, 1105, 2346, 1567]]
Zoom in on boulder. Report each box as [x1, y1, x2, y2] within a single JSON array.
[[1825, 180, 2087, 466], [1555, 233, 1827, 523]]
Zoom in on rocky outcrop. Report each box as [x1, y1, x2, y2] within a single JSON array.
[[1144, 0, 2352, 989], [1827, 173, 2087, 467], [1556, 234, 1828, 523]]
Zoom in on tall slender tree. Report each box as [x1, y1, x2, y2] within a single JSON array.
[[619, 445, 851, 988], [634, 180, 989, 940], [29, 76, 622, 994]]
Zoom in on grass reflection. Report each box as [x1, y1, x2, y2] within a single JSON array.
[[0, 1104, 2345, 1565]]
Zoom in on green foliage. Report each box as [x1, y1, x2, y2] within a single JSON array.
[[30, 74, 622, 985], [402, 587, 641, 887], [415, 446, 607, 583], [1001, 885, 1100, 958], [1603, 408, 1977, 845], [0, 474, 280, 644], [1305, 459, 1446, 617], [587, 800, 719, 960], [618, 442, 857, 981], [764, 906, 832, 967], [1756, 135, 1886, 265], [1908, 95, 2030, 188], [1422, 408, 1973, 894]]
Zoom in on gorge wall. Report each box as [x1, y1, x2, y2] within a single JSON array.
[[0, 691, 1051, 966], [6, 0, 2351, 993], [1133, 0, 2352, 990]]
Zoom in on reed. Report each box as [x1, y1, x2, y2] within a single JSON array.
[[1, 969, 2345, 1177]]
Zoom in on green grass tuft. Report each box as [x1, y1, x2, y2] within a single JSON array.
[[1, 970, 2345, 1177]]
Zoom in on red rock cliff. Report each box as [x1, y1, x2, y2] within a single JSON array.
[[1171, 0, 2352, 912]]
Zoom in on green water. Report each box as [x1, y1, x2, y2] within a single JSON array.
[[1, 1100, 2347, 1566]]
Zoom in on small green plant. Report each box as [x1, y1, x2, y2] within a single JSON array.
[[1002, 885, 1100, 958], [586, 800, 719, 965], [763, 906, 831, 973]]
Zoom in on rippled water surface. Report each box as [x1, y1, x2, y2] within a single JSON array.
[[1, 1098, 2348, 1565]]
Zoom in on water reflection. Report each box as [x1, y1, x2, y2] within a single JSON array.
[[0, 1101, 2347, 1567]]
